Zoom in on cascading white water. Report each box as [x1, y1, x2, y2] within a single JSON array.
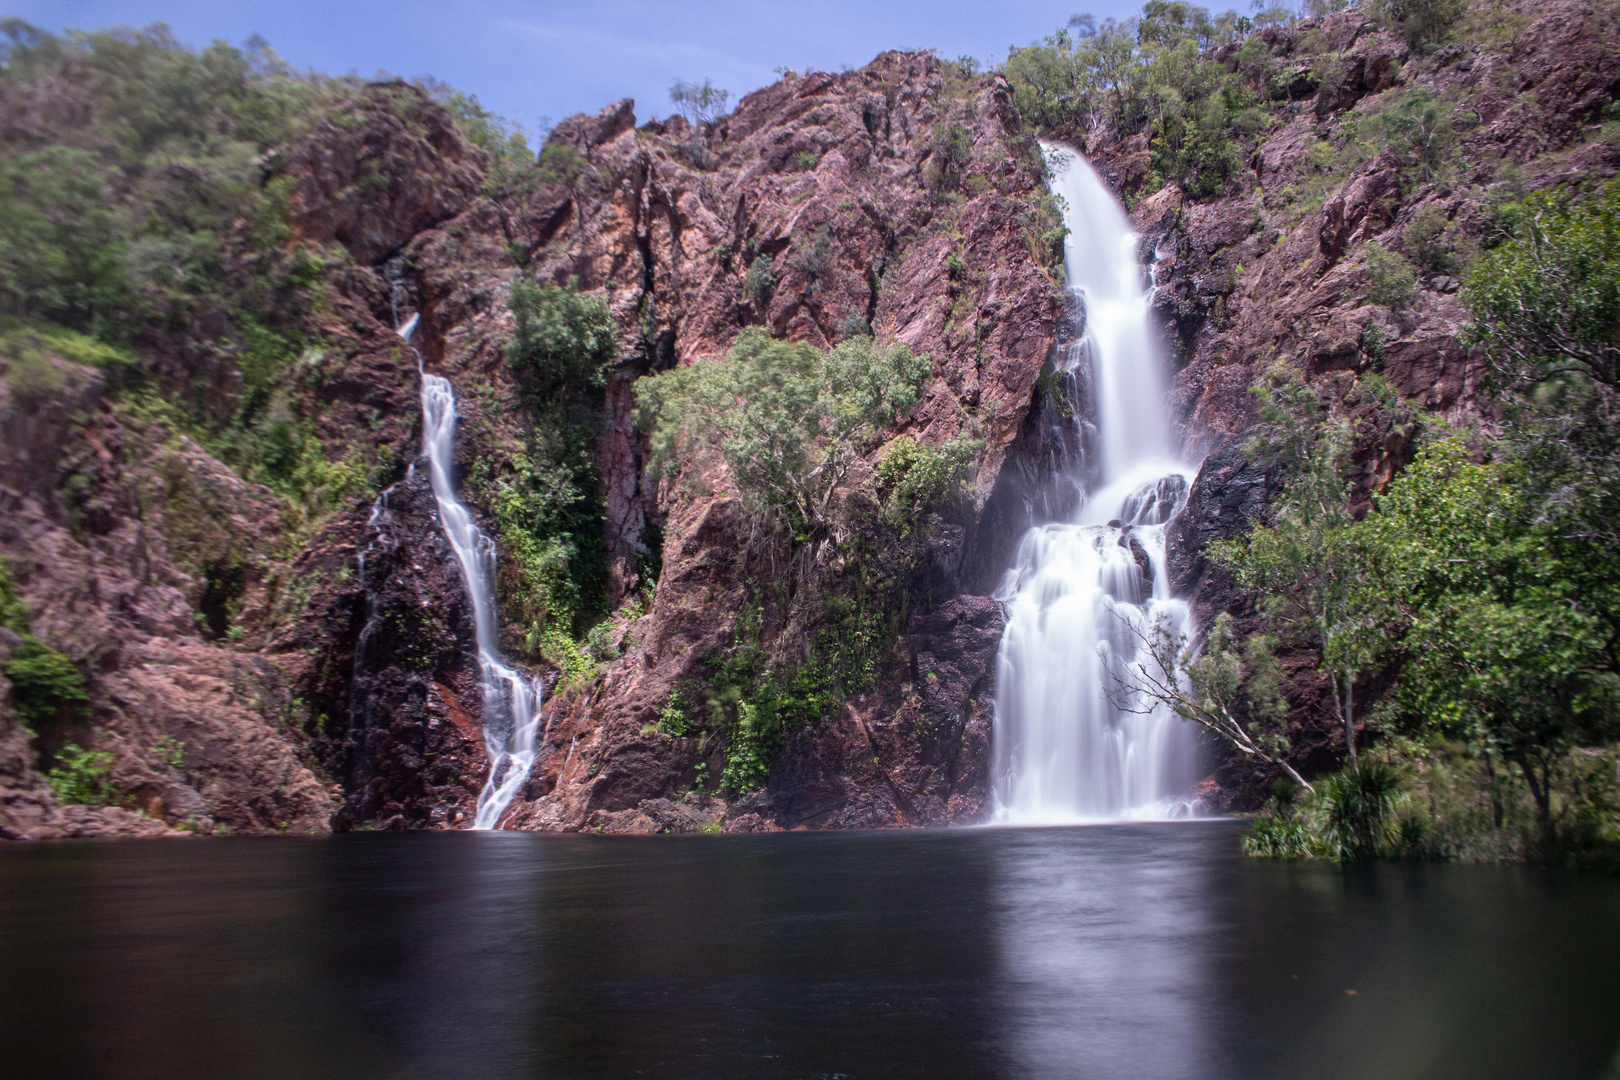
[[991, 145, 1200, 824], [404, 321, 543, 831]]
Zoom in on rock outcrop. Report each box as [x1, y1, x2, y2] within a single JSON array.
[[0, 355, 337, 838]]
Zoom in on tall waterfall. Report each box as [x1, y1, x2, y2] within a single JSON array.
[[405, 321, 542, 830], [991, 146, 1200, 824]]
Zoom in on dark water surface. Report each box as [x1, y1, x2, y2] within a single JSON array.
[[2, 822, 1618, 1080]]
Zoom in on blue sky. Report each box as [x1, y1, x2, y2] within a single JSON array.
[[8, 1, 1141, 139]]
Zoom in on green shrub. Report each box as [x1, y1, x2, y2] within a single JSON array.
[[1364, 245, 1417, 309], [876, 435, 983, 525], [1316, 762, 1404, 860], [835, 305, 870, 339], [1358, 321, 1386, 363], [505, 277, 616, 400], [657, 692, 690, 737], [741, 255, 777, 308], [154, 734, 186, 767], [45, 742, 114, 806], [786, 227, 833, 288], [1379, 87, 1457, 182], [584, 619, 620, 662], [1403, 204, 1457, 275], [5, 637, 89, 729], [1242, 811, 1317, 858]]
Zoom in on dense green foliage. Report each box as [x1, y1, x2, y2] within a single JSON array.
[[0, 22, 397, 527], [0, 559, 88, 731], [637, 328, 932, 538], [0, 23, 531, 532], [1002, 3, 1271, 199], [4, 638, 90, 730], [44, 742, 115, 806], [1464, 182, 1620, 394], [494, 279, 617, 650], [0, 21, 340, 336], [875, 435, 983, 527]]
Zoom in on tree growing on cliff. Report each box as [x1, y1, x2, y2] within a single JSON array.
[[669, 79, 730, 126], [636, 328, 932, 539]]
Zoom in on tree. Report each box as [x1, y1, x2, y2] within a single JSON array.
[[1463, 182, 1620, 395], [636, 328, 931, 538], [669, 79, 730, 125], [1109, 610, 1312, 791], [1379, 87, 1456, 182], [498, 278, 618, 641], [505, 277, 616, 400], [0, 147, 128, 329], [1210, 364, 1400, 771], [1357, 439, 1620, 838]]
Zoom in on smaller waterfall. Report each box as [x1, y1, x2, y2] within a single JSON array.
[[402, 320, 542, 830]]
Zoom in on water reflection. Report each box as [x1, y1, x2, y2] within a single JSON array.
[[314, 834, 548, 1077], [990, 825, 1219, 1078], [2, 827, 1619, 1079]]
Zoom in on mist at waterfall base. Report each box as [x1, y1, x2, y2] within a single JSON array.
[[405, 316, 541, 830], [6, 827, 1620, 1080], [991, 145, 1201, 824]]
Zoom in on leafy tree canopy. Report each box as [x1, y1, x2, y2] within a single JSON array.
[[637, 328, 932, 537]]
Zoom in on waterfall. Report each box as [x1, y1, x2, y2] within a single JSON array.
[[402, 320, 542, 830], [990, 146, 1200, 824]]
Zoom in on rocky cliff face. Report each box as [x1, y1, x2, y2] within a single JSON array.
[[455, 53, 1065, 832], [1144, 0, 1620, 805], [2, 1, 1617, 836], [0, 53, 1067, 836]]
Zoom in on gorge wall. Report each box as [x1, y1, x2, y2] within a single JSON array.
[[1, 0, 1616, 836]]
